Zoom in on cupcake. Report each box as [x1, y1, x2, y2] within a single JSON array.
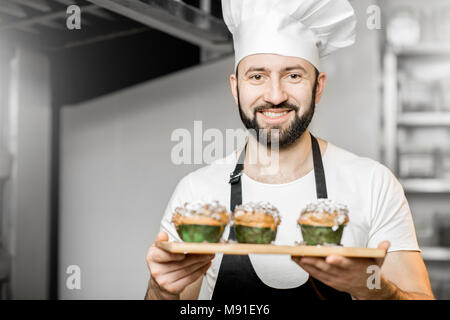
[[233, 202, 281, 244], [297, 199, 349, 246], [172, 201, 230, 243]]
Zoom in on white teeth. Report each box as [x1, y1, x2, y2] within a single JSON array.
[[262, 111, 288, 118]]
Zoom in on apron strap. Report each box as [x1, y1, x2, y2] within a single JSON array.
[[228, 143, 247, 240], [213, 133, 350, 300], [229, 135, 326, 199], [311, 134, 328, 199], [308, 134, 329, 299], [226, 134, 327, 240]]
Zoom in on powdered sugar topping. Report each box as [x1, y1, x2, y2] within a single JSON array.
[[174, 200, 228, 222], [234, 201, 281, 220], [300, 199, 349, 229]]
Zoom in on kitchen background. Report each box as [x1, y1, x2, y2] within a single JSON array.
[[0, 0, 449, 299]]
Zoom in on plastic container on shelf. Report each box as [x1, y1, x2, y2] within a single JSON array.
[[398, 73, 433, 112], [398, 149, 436, 179], [436, 6, 450, 42], [399, 57, 450, 112], [442, 77, 450, 111], [442, 152, 450, 179], [415, 212, 438, 247], [431, 81, 445, 112], [420, 7, 437, 44], [434, 212, 450, 247], [387, 7, 421, 47]]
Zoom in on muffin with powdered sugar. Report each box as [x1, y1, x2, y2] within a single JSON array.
[[233, 202, 281, 244], [297, 199, 349, 246], [172, 200, 230, 243]]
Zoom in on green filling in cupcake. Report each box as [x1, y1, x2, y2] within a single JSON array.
[[299, 224, 345, 246], [176, 224, 224, 243], [234, 225, 277, 244]]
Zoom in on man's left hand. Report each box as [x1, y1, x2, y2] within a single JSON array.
[[291, 241, 391, 299]]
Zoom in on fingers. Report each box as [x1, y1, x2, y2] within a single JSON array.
[[325, 255, 353, 269], [167, 262, 212, 294], [378, 240, 390, 250], [155, 231, 168, 242], [148, 246, 185, 263], [157, 261, 212, 295], [152, 254, 215, 275], [148, 251, 214, 295], [292, 256, 342, 277], [146, 231, 215, 296], [162, 259, 211, 283], [375, 240, 390, 266], [295, 261, 335, 284], [147, 232, 185, 263]]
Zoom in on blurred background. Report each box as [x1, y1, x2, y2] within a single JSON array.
[[0, 0, 449, 300]]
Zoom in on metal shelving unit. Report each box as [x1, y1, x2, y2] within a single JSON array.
[[422, 246, 450, 262], [383, 45, 450, 194], [381, 0, 450, 299], [398, 112, 450, 127], [393, 44, 450, 56], [399, 179, 450, 194]]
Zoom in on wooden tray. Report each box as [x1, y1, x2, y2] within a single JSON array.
[[155, 241, 386, 258]]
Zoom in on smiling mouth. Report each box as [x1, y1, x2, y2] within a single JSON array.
[[262, 111, 288, 118], [257, 108, 294, 123]]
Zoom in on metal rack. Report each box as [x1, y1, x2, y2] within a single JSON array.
[[383, 42, 450, 299], [0, 0, 232, 54], [383, 44, 450, 193]]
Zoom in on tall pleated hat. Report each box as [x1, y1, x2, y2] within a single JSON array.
[[221, 0, 357, 72]]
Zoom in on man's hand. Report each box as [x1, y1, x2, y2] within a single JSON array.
[[292, 241, 395, 299], [145, 231, 215, 300]]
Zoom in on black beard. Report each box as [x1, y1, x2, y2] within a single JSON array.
[[237, 86, 316, 149]]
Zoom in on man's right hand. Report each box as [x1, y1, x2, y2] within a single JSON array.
[[145, 231, 215, 300]]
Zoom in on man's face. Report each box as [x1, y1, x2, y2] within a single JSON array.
[[232, 54, 322, 148]]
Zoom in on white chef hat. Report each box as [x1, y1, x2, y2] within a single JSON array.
[[222, 0, 357, 73]]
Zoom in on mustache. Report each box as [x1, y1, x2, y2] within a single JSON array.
[[253, 102, 300, 114]]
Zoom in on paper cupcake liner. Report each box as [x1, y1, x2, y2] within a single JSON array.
[[299, 224, 345, 246], [234, 224, 277, 244], [176, 224, 225, 243]]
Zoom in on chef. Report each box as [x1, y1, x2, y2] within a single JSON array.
[[145, 0, 434, 300]]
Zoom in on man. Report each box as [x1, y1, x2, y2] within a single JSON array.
[[145, 0, 434, 300]]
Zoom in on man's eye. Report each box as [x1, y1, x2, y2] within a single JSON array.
[[289, 74, 301, 80], [251, 74, 263, 80]]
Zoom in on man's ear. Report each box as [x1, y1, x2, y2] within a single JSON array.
[[314, 72, 327, 104], [230, 73, 238, 105]]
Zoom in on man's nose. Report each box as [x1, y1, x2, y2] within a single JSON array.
[[263, 80, 288, 106]]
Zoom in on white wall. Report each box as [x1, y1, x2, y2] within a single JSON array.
[[59, 58, 241, 299], [60, 0, 380, 299], [311, 0, 381, 160]]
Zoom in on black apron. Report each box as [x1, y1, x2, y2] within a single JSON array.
[[212, 134, 352, 300]]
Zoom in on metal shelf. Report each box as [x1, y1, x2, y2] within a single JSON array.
[[421, 246, 450, 262], [401, 178, 450, 193], [383, 48, 450, 186], [398, 112, 450, 127], [393, 44, 450, 56]]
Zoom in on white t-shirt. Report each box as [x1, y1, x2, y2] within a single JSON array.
[[159, 142, 420, 300]]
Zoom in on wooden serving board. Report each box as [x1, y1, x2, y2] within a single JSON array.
[[155, 241, 386, 258]]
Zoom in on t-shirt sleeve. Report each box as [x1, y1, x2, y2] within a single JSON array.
[[160, 173, 194, 242], [367, 162, 421, 252]]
